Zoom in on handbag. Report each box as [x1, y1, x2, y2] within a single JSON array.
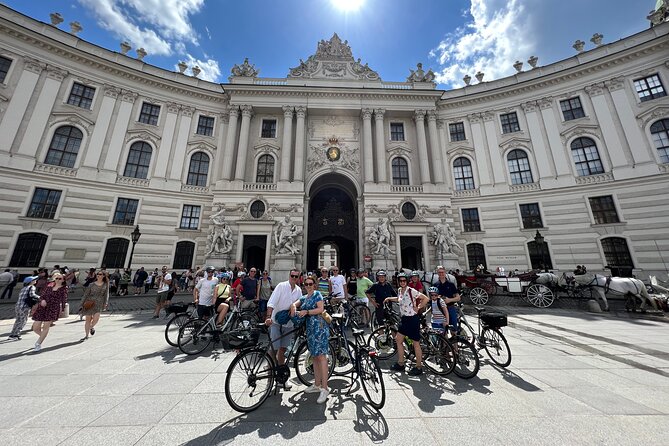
[[82, 299, 95, 311], [321, 311, 332, 324]]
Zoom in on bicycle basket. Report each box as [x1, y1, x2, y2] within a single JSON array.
[[221, 328, 260, 350], [480, 311, 507, 328], [166, 302, 189, 315]]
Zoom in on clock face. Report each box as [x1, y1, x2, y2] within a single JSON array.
[[327, 146, 341, 161]]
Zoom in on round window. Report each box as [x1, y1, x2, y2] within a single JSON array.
[[250, 200, 266, 219], [401, 202, 416, 220]]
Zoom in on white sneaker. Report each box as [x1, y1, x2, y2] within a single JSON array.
[[304, 384, 320, 394], [33, 342, 41, 352], [317, 388, 329, 404]]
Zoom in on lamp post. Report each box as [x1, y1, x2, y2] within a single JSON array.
[[533, 230, 547, 272], [127, 225, 141, 269]]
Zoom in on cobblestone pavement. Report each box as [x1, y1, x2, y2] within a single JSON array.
[[0, 300, 667, 445]]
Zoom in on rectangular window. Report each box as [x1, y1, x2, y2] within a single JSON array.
[[449, 122, 466, 142], [519, 203, 543, 229], [196, 115, 215, 136], [589, 196, 620, 224], [180, 205, 201, 230], [67, 82, 96, 109], [138, 102, 161, 125], [261, 119, 277, 138], [27, 188, 62, 219], [390, 123, 405, 141], [560, 97, 585, 121], [633, 74, 667, 102], [0, 56, 13, 83], [500, 112, 521, 134], [462, 208, 481, 232], [112, 198, 139, 225]]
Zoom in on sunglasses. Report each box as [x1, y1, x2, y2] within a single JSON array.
[[96, 273, 104, 276], [304, 283, 315, 287], [398, 278, 407, 282], [430, 293, 439, 297], [290, 274, 299, 279]]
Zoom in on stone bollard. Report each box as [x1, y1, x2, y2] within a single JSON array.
[[587, 299, 602, 313]]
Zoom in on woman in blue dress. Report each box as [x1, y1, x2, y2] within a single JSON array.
[[291, 277, 330, 404]]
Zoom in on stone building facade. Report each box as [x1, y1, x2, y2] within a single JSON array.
[[1, 5, 668, 278]]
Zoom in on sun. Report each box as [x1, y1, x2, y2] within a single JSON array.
[[331, 0, 365, 12]]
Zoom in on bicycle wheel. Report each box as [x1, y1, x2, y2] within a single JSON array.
[[421, 332, 456, 376], [458, 321, 476, 345], [177, 319, 212, 355], [358, 350, 386, 409], [481, 327, 511, 367], [165, 313, 190, 347], [225, 349, 274, 413], [350, 304, 371, 329], [330, 337, 356, 376], [294, 340, 336, 386], [367, 326, 397, 360], [233, 312, 258, 332], [450, 337, 480, 379]]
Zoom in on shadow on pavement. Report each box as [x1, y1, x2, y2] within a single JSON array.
[[0, 339, 83, 361]]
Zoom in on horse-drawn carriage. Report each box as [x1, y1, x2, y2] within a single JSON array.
[[455, 271, 555, 307]]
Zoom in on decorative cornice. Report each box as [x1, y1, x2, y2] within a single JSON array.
[[181, 106, 195, 117], [521, 101, 538, 113], [560, 123, 603, 145], [103, 85, 121, 99], [47, 112, 94, 136], [46, 66, 68, 81], [121, 90, 138, 103], [166, 102, 181, 114], [387, 145, 412, 158], [453, 188, 481, 198], [181, 184, 211, 194], [604, 77, 626, 92], [481, 111, 495, 122], [509, 182, 541, 193], [34, 162, 77, 177], [124, 128, 161, 147], [575, 172, 614, 184], [636, 104, 669, 129], [537, 98, 553, 110], [115, 175, 150, 187], [585, 83, 606, 97], [499, 136, 532, 151]]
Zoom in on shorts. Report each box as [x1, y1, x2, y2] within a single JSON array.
[[156, 291, 170, 304], [258, 299, 268, 314], [215, 298, 229, 309], [269, 323, 293, 350], [354, 297, 369, 305], [431, 322, 446, 334], [398, 315, 421, 341], [447, 306, 459, 333], [197, 304, 214, 318], [240, 298, 256, 310]]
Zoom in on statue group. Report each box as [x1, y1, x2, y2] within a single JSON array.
[[205, 206, 233, 257], [368, 217, 395, 258], [431, 222, 462, 257], [275, 216, 301, 255]]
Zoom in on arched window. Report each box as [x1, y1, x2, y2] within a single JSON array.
[[507, 149, 533, 185], [453, 157, 475, 190], [527, 241, 553, 270], [256, 154, 275, 183], [173, 241, 195, 269], [186, 152, 209, 186], [650, 118, 669, 163], [44, 126, 83, 168], [10, 233, 47, 267], [601, 237, 634, 269], [571, 137, 604, 176], [466, 243, 486, 270], [391, 157, 409, 185], [101, 238, 129, 269], [123, 141, 152, 179]]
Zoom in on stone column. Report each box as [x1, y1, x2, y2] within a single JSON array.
[[522, 101, 555, 179], [374, 109, 387, 183], [17, 67, 67, 158], [83, 86, 119, 168], [362, 109, 374, 183], [0, 58, 43, 152], [169, 106, 194, 180], [426, 110, 444, 184], [280, 106, 294, 181], [234, 104, 253, 181], [585, 84, 628, 168], [102, 90, 137, 172], [293, 106, 307, 182], [482, 112, 506, 184], [222, 107, 239, 181], [535, 101, 572, 177], [468, 113, 493, 185], [437, 119, 452, 189], [414, 110, 431, 185], [213, 110, 229, 182], [149, 101, 178, 177]]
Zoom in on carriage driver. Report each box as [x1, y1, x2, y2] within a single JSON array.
[[434, 265, 461, 335]]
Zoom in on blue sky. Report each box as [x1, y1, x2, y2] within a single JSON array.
[[3, 0, 653, 88]]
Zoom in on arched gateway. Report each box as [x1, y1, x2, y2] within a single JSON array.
[[306, 173, 359, 272]]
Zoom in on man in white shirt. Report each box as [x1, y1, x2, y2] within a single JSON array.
[[330, 266, 347, 299], [153, 266, 172, 318], [265, 268, 302, 389], [194, 266, 219, 319]]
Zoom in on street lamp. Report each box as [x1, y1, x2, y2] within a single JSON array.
[[533, 230, 547, 272], [127, 225, 141, 269]]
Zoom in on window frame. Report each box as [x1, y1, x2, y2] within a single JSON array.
[[173, 240, 196, 269], [260, 119, 278, 139], [389, 122, 405, 142], [255, 154, 275, 183], [196, 115, 215, 137], [571, 137, 605, 177], [507, 149, 534, 185], [500, 112, 521, 134], [0, 54, 13, 84], [27, 187, 63, 220], [122, 141, 153, 179], [587, 195, 621, 225], [600, 237, 634, 269], [391, 156, 410, 185], [527, 240, 553, 270], [66, 82, 96, 110], [9, 232, 48, 268], [461, 207, 482, 232], [518, 203, 544, 229], [633, 74, 667, 103], [179, 204, 201, 230], [138, 102, 161, 126], [453, 156, 476, 191], [466, 243, 487, 270], [186, 152, 210, 187], [559, 97, 586, 121], [650, 118, 669, 164], [250, 200, 266, 219], [43, 125, 84, 169], [111, 197, 140, 226], [101, 237, 130, 269], [449, 122, 466, 142]]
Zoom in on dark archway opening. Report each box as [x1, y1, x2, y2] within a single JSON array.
[[243, 235, 267, 271], [400, 236, 423, 271]]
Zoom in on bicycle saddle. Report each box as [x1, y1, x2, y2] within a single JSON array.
[[352, 328, 364, 337], [331, 313, 345, 319]]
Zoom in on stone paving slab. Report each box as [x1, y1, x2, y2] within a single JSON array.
[[0, 306, 668, 445]]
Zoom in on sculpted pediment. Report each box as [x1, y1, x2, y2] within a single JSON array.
[[559, 123, 603, 145], [124, 128, 162, 146], [636, 104, 669, 128], [499, 136, 532, 151], [288, 33, 380, 82], [48, 111, 95, 136]]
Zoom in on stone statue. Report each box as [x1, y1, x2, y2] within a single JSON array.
[[432, 221, 462, 256], [210, 205, 226, 226], [445, 223, 462, 254], [230, 57, 259, 77], [275, 216, 301, 255], [205, 205, 233, 256], [369, 217, 395, 257], [407, 62, 436, 83]]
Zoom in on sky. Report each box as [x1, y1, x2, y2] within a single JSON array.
[[1, 0, 654, 89]]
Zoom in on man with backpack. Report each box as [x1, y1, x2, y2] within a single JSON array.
[[153, 266, 172, 318]]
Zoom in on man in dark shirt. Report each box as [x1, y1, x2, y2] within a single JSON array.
[[239, 267, 259, 309], [434, 265, 461, 334], [366, 270, 397, 326]]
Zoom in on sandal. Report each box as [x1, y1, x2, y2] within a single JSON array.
[[80, 336, 88, 342], [90, 328, 95, 336]]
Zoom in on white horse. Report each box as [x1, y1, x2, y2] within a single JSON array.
[[571, 273, 656, 312]]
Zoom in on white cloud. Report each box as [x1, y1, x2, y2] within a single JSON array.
[[429, 0, 534, 88], [177, 55, 222, 83], [77, 0, 204, 56]]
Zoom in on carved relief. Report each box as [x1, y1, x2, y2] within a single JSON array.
[[46, 66, 68, 81], [584, 83, 605, 97], [229, 58, 259, 78], [47, 112, 94, 136], [559, 124, 603, 146], [124, 129, 161, 147], [636, 105, 669, 129], [103, 85, 121, 99], [604, 77, 625, 92], [306, 136, 359, 174], [521, 101, 538, 113]]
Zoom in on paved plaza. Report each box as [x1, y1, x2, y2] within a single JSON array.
[[0, 303, 667, 446]]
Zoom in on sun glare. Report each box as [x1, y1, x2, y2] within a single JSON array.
[[331, 0, 365, 12]]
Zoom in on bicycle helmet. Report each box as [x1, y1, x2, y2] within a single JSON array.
[[410, 270, 420, 277], [205, 265, 216, 273], [376, 270, 387, 277], [237, 271, 246, 278], [427, 286, 439, 295], [396, 272, 407, 280]]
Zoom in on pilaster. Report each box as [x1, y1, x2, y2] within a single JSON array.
[[234, 104, 253, 181], [374, 109, 387, 183], [280, 105, 294, 182], [414, 109, 431, 185], [0, 59, 43, 152], [222, 107, 239, 181], [293, 106, 307, 182], [362, 109, 374, 183], [427, 110, 444, 184]]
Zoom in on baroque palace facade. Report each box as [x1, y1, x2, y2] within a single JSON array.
[[1, 5, 669, 277]]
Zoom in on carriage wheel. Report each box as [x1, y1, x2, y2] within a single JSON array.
[[526, 284, 554, 308], [469, 287, 489, 305]]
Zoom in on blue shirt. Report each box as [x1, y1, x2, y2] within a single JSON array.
[[435, 280, 458, 306]]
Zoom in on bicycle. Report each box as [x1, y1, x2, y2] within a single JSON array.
[[176, 300, 259, 355], [456, 303, 511, 367], [164, 302, 198, 347], [224, 319, 336, 413], [330, 295, 372, 329]]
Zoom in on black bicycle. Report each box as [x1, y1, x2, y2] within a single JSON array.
[[456, 303, 511, 367], [164, 302, 197, 347], [224, 320, 336, 413]]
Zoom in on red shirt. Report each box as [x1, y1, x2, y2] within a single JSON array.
[[408, 280, 423, 292]]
